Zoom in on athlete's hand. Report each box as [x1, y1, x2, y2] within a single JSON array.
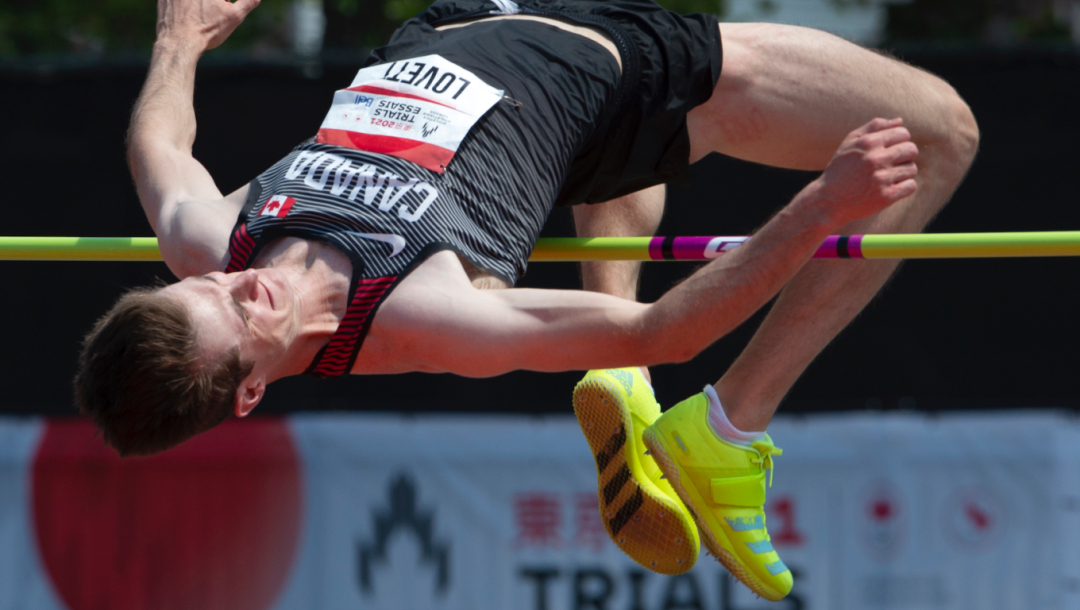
[[810, 118, 919, 226], [156, 0, 261, 51]]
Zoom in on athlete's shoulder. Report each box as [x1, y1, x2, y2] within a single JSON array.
[[162, 186, 249, 277]]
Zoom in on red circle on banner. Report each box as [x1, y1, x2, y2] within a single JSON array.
[[32, 418, 302, 610]]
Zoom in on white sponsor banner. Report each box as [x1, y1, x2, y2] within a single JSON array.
[[0, 419, 65, 610], [766, 412, 1062, 610], [276, 415, 745, 610], [0, 411, 1074, 610]]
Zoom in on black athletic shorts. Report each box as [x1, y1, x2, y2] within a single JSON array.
[[394, 0, 723, 206]]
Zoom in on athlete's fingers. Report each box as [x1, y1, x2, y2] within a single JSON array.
[[849, 117, 904, 140], [877, 161, 918, 186], [844, 125, 910, 160], [853, 126, 912, 155], [880, 141, 919, 166], [877, 126, 913, 149], [881, 178, 918, 202]]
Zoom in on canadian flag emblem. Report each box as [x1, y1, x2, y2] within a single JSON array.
[[260, 195, 297, 218]]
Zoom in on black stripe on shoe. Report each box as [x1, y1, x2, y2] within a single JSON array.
[[603, 463, 632, 504], [595, 425, 627, 472], [609, 488, 644, 536]]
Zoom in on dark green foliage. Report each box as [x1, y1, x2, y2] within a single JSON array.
[[323, 0, 408, 50], [5, 0, 1072, 59], [886, 0, 1072, 44], [326, 0, 727, 52], [656, 0, 724, 16], [0, 0, 290, 57], [2, 0, 724, 57]]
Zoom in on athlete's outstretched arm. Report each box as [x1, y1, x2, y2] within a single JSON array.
[[376, 119, 918, 377], [127, 0, 260, 276]]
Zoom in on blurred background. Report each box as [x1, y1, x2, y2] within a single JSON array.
[[2, 0, 1080, 608]]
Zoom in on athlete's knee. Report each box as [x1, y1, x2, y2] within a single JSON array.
[[945, 92, 980, 171], [934, 85, 978, 164], [910, 75, 980, 179]]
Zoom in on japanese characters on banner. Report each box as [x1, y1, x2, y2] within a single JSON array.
[[0, 411, 1077, 610]]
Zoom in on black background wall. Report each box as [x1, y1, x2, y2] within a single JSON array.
[[2, 49, 1079, 417]]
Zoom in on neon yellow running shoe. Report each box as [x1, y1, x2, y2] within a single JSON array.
[[642, 392, 792, 601], [574, 369, 700, 574]]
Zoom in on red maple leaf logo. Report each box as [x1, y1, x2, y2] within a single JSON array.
[[260, 195, 296, 218]]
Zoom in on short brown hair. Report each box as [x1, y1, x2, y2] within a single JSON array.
[[74, 287, 254, 457]]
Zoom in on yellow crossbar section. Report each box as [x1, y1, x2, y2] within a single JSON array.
[[2, 232, 1080, 262]]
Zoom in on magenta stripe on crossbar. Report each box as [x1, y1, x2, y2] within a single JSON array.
[[648, 237, 664, 261], [848, 235, 864, 258], [816, 235, 841, 258]]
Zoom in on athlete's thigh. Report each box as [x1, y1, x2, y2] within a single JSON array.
[[686, 22, 964, 170]]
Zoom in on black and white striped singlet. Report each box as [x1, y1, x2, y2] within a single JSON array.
[[226, 19, 620, 378]]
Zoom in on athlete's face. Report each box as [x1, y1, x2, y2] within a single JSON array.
[[160, 268, 300, 391]]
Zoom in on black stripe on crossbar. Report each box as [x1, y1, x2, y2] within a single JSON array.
[[661, 236, 676, 260], [837, 235, 851, 259]]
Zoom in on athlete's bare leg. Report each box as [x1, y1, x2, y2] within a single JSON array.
[[684, 23, 979, 430], [574, 185, 665, 300], [574, 185, 666, 382], [578, 24, 977, 427]]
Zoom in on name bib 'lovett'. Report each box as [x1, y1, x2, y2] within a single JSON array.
[[316, 55, 504, 173]]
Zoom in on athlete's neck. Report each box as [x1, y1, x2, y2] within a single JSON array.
[[252, 237, 354, 380]]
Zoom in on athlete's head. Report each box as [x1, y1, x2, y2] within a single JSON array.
[[75, 268, 296, 456]]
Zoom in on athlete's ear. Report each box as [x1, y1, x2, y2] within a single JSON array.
[[234, 377, 266, 417]]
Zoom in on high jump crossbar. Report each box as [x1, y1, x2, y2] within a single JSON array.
[[2, 232, 1080, 262]]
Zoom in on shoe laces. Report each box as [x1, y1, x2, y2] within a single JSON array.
[[750, 440, 783, 487]]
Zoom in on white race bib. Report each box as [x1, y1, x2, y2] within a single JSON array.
[[315, 55, 504, 173]]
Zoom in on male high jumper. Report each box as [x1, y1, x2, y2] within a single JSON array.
[[75, 0, 978, 599]]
